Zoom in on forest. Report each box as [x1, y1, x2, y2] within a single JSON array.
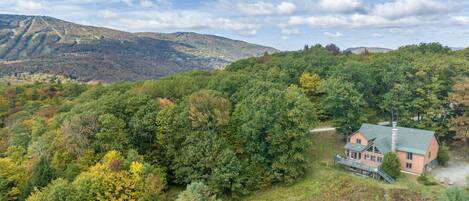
[[1, 43, 469, 200]]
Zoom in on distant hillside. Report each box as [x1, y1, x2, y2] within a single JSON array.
[[0, 14, 277, 82], [344, 47, 393, 54], [450, 47, 465, 51]]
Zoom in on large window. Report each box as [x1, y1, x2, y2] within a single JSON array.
[[406, 163, 412, 169], [373, 146, 380, 153], [377, 156, 383, 163], [407, 152, 413, 160]]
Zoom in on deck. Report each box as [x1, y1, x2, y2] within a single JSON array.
[[334, 154, 395, 183]]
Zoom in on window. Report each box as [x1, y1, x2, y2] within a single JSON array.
[[377, 157, 383, 163], [406, 163, 412, 169], [373, 146, 380, 153], [407, 152, 413, 160], [429, 151, 431, 158], [365, 154, 370, 160], [356, 139, 362, 144], [371, 155, 376, 161]]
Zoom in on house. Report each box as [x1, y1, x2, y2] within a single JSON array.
[[335, 122, 439, 182]]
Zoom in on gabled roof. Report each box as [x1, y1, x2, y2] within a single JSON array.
[[357, 123, 435, 155], [344, 143, 368, 152]]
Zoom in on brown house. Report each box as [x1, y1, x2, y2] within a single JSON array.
[[335, 123, 439, 182]]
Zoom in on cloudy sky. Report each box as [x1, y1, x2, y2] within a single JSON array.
[[1, 0, 469, 50]]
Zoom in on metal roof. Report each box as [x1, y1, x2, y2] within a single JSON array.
[[344, 142, 368, 152], [357, 123, 435, 155]]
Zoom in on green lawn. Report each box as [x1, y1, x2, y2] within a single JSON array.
[[243, 131, 445, 201]]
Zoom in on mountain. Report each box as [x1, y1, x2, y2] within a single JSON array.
[[0, 14, 277, 82], [344, 47, 393, 54], [450, 47, 465, 51]]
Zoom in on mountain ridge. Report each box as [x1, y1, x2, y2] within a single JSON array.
[[0, 14, 277, 82], [344, 47, 393, 54]]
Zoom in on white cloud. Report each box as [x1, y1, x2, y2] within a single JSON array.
[[140, 0, 153, 7], [15, 0, 47, 11], [237, 1, 296, 15], [372, 33, 383, 37], [277, 2, 296, 14], [98, 10, 118, 18], [121, 0, 133, 6], [319, 0, 366, 13], [110, 11, 258, 32], [371, 0, 449, 19], [239, 29, 258, 36], [289, 14, 422, 28], [281, 28, 300, 35], [324, 31, 343, 38], [452, 16, 469, 25]]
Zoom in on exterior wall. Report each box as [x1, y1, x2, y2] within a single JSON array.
[[349, 132, 368, 145], [425, 137, 439, 165], [396, 151, 425, 174]]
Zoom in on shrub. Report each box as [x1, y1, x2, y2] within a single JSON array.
[[438, 146, 450, 166], [438, 187, 469, 201], [381, 152, 401, 178], [417, 174, 437, 186], [176, 182, 219, 201]]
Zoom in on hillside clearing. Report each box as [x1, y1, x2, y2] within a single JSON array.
[[243, 131, 445, 201]]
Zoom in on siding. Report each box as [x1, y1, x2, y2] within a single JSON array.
[[349, 132, 368, 145], [397, 151, 425, 174], [425, 137, 439, 164]]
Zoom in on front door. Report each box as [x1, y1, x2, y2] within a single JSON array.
[[353, 152, 357, 159]]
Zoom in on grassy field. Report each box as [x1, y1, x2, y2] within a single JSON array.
[[243, 131, 445, 201]]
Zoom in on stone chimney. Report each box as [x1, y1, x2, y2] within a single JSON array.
[[391, 121, 397, 152]]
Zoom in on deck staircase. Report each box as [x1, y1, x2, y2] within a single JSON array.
[[377, 168, 395, 183]]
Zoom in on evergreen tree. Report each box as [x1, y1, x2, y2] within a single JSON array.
[[381, 152, 401, 178]]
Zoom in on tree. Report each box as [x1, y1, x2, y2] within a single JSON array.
[[449, 77, 469, 142], [232, 82, 316, 184], [438, 145, 450, 166], [325, 44, 340, 55], [381, 152, 401, 178], [0, 157, 28, 200], [26, 157, 55, 196], [26, 179, 75, 201], [129, 100, 160, 152], [73, 150, 165, 201], [176, 182, 219, 201], [93, 114, 128, 153], [187, 90, 231, 131], [58, 112, 98, 156], [438, 187, 469, 201], [299, 73, 321, 97], [320, 77, 366, 135]]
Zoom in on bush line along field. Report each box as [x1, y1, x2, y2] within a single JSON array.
[[0, 43, 468, 200]]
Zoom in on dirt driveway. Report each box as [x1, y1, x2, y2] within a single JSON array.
[[431, 160, 469, 186]]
